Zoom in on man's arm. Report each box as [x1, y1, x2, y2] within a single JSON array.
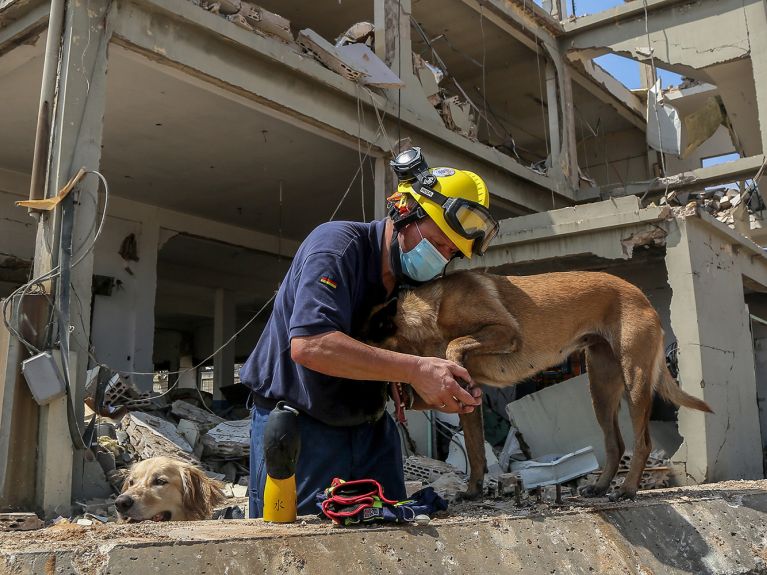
[[291, 331, 481, 414]]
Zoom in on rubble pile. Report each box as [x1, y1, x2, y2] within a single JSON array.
[[581, 450, 671, 492], [661, 185, 764, 230], [79, 372, 251, 522]]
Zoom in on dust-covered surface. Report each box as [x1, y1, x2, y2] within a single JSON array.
[[3, 480, 767, 575], [3, 479, 765, 553]]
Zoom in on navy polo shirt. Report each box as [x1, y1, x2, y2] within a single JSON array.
[[240, 219, 390, 426]]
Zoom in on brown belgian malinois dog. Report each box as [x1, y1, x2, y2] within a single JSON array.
[[365, 270, 713, 501]]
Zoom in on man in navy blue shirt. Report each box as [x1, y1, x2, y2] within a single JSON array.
[[242, 149, 499, 517]]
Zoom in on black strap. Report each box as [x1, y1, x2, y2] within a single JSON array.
[[249, 392, 280, 412]]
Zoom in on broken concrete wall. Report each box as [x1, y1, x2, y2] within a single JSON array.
[[577, 127, 650, 188], [562, 0, 767, 156], [665, 215, 763, 483], [0, 178, 35, 297], [663, 126, 737, 176], [90, 215, 159, 390], [753, 322, 767, 455]]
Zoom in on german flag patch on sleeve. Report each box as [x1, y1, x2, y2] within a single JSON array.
[[319, 276, 337, 289]]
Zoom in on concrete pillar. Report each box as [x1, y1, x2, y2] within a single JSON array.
[[752, 322, 767, 457], [131, 219, 160, 390], [545, 61, 561, 170], [177, 355, 198, 390], [30, 1, 113, 514], [546, 50, 579, 195], [665, 217, 763, 483], [374, 0, 442, 131], [213, 289, 235, 406], [745, 1, 767, 154]]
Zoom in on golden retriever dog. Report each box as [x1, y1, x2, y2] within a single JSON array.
[[365, 270, 712, 501], [115, 457, 226, 522]]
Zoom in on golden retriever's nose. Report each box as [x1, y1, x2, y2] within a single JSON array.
[[115, 494, 134, 512]]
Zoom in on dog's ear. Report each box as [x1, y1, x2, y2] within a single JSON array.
[[181, 464, 226, 520], [362, 297, 399, 343]]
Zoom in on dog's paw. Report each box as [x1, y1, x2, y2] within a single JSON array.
[[579, 484, 609, 498], [454, 487, 483, 503], [608, 487, 637, 502]]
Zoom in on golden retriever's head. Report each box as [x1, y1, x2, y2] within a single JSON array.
[[115, 457, 225, 522]]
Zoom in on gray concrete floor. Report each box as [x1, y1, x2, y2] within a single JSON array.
[[3, 479, 767, 574]]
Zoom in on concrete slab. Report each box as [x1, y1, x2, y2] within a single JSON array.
[[2, 481, 767, 574], [506, 374, 682, 466]]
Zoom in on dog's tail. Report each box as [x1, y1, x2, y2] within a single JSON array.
[[657, 367, 714, 413]]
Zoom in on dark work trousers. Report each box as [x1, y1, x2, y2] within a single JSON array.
[[248, 404, 406, 518]]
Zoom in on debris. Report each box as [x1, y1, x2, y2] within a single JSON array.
[[403, 455, 464, 483], [121, 412, 197, 463], [298, 28, 365, 81], [177, 419, 201, 451], [297, 29, 403, 88], [646, 80, 725, 158], [497, 425, 525, 472], [235, 2, 293, 43], [0, 513, 44, 532], [428, 472, 468, 501], [620, 226, 668, 258], [202, 0, 294, 43], [445, 431, 501, 477], [494, 473, 520, 498], [440, 96, 477, 140], [413, 53, 443, 106], [234, 483, 248, 498], [335, 22, 374, 48], [212, 505, 245, 519], [505, 374, 680, 470], [634, 46, 654, 59], [581, 450, 672, 491], [204, 0, 240, 15], [510, 447, 599, 490], [336, 44, 405, 89], [171, 400, 225, 431], [201, 420, 250, 458], [405, 480, 424, 497]]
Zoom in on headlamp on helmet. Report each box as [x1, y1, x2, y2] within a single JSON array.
[[388, 148, 499, 257]]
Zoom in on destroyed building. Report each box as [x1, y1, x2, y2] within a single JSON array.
[[0, 0, 766, 532]]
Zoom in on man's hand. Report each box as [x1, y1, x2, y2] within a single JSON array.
[[408, 357, 482, 414]]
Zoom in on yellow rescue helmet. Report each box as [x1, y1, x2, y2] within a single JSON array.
[[397, 167, 490, 258]]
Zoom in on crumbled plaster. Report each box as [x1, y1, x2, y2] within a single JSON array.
[[620, 224, 667, 258]]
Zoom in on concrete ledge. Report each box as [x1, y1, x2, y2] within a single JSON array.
[[3, 481, 767, 574]]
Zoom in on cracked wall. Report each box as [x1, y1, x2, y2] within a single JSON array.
[[665, 215, 763, 483]]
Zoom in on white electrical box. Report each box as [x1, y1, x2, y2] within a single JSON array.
[[21, 351, 67, 405]]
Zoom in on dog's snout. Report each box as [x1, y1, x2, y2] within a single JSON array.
[[115, 494, 134, 512]]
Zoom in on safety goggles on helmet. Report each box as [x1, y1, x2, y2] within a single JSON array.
[[390, 148, 499, 256]]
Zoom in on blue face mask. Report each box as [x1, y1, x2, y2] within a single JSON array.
[[399, 223, 449, 282]]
